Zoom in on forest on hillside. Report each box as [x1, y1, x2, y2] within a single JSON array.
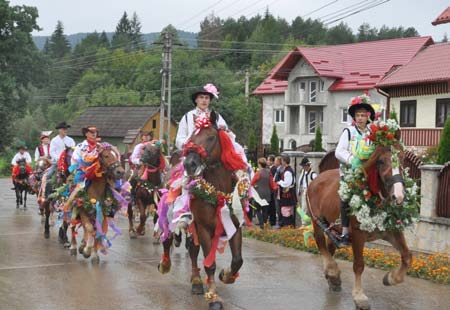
[[1, 0, 428, 158]]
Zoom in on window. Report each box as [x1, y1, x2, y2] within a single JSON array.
[[309, 81, 317, 102], [152, 119, 157, 129], [309, 110, 323, 133], [436, 98, 450, 127], [319, 80, 325, 92], [275, 109, 284, 123], [299, 82, 306, 101], [342, 108, 348, 123], [400, 100, 416, 127]]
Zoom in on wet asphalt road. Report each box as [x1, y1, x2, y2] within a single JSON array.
[[0, 178, 449, 310]]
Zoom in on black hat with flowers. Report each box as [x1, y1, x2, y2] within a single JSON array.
[[348, 94, 376, 121]]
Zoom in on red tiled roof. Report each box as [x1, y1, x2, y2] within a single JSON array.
[[432, 6, 450, 25], [377, 42, 450, 88], [253, 37, 433, 95]]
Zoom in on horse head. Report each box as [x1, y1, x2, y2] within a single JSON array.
[[16, 159, 28, 178], [141, 142, 164, 170], [364, 142, 405, 205], [183, 112, 221, 177], [35, 156, 52, 180], [97, 142, 125, 180]]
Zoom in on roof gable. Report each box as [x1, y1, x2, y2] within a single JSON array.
[[377, 42, 450, 88], [68, 106, 159, 137], [432, 6, 450, 25], [253, 36, 433, 94]]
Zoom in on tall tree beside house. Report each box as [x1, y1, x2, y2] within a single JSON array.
[[112, 11, 132, 50], [47, 21, 71, 59], [326, 22, 354, 45], [437, 118, 450, 164], [248, 130, 256, 151], [130, 12, 144, 50], [270, 125, 279, 154], [313, 126, 324, 151], [442, 33, 448, 43], [198, 13, 223, 49], [389, 110, 399, 123]]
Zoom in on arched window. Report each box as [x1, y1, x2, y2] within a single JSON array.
[[288, 139, 297, 150]]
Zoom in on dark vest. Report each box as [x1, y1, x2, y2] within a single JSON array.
[[279, 166, 297, 207], [254, 168, 272, 202], [38, 144, 50, 157]]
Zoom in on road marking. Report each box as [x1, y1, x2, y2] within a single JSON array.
[[0, 262, 78, 271]]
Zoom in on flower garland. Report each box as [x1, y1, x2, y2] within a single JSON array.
[[188, 177, 232, 207], [338, 119, 420, 232], [70, 186, 122, 217]]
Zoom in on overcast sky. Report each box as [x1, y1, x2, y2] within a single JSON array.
[[9, 0, 450, 41]]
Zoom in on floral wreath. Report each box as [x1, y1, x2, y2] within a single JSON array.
[[338, 119, 420, 232]]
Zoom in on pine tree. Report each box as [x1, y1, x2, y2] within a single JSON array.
[[248, 130, 256, 151], [437, 118, 450, 164], [99, 31, 110, 49], [313, 126, 323, 151], [48, 21, 71, 59], [130, 12, 143, 49], [270, 125, 279, 154], [112, 11, 132, 50]]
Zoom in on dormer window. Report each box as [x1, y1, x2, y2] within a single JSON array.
[[309, 81, 317, 102]]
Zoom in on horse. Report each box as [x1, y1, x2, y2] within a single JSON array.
[[68, 143, 125, 264], [39, 146, 74, 240], [29, 156, 52, 195], [127, 142, 166, 239], [307, 143, 409, 310], [158, 112, 245, 310], [12, 159, 32, 209]]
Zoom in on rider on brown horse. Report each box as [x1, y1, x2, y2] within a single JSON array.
[[335, 93, 376, 247]]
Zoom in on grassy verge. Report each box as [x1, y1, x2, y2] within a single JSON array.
[[243, 226, 449, 285]]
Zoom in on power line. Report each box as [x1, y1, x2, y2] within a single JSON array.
[[324, 0, 390, 25], [302, 0, 339, 18], [175, 0, 226, 29]]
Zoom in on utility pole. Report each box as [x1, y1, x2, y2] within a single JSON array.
[[159, 32, 174, 145], [245, 68, 250, 103]]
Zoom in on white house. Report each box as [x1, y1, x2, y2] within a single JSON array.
[[253, 36, 434, 151]]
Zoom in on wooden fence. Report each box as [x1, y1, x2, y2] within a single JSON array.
[[437, 162, 450, 218]]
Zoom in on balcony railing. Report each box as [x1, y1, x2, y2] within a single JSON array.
[[401, 128, 442, 147]]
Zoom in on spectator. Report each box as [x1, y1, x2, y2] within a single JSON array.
[[277, 155, 297, 227], [251, 158, 277, 229]]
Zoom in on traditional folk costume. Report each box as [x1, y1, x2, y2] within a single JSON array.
[[277, 164, 297, 227]]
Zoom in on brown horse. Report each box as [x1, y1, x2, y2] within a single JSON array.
[[12, 159, 32, 209], [307, 144, 409, 310], [158, 112, 244, 310], [128, 142, 165, 238], [68, 143, 125, 264], [39, 146, 74, 240]]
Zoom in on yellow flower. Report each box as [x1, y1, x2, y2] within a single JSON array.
[[90, 198, 97, 204]]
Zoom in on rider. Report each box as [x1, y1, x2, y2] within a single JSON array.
[[11, 145, 33, 189], [70, 126, 100, 185], [130, 130, 154, 167], [47, 122, 76, 180], [335, 94, 375, 247], [34, 131, 52, 162]]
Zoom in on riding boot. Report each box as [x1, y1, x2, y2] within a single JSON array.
[[337, 200, 351, 248]]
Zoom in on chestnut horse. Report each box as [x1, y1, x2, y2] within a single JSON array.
[[307, 144, 409, 310], [12, 159, 31, 209], [128, 142, 165, 238], [158, 112, 244, 310], [68, 143, 125, 264], [39, 147, 73, 240], [30, 156, 52, 195]]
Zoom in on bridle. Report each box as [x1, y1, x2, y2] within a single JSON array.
[[376, 146, 404, 201]]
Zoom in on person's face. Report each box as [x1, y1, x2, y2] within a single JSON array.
[[19, 149, 25, 154], [85, 130, 97, 140], [354, 109, 369, 128], [141, 134, 151, 142], [302, 165, 311, 171], [267, 158, 273, 166], [42, 137, 50, 145], [58, 128, 67, 136], [195, 94, 211, 111], [275, 159, 281, 167]]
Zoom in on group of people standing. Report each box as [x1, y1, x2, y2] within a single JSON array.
[[250, 154, 317, 229]]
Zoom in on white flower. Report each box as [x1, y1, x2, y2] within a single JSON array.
[[350, 195, 362, 208]]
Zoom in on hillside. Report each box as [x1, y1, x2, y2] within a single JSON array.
[[32, 30, 197, 50]]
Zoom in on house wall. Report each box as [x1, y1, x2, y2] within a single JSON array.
[[390, 93, 450, 128], [262, 94, 286, 145]]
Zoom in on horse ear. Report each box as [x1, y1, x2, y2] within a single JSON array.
[[210, 110, 217, 126], [395, 129, 401, 141]]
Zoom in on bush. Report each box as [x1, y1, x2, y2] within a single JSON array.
[[437, 118, 450, 164], [421, 146, 439, 164], [313, 126, 324, 151], [270, 125, 279, 154], [0, 149, 15, 177]]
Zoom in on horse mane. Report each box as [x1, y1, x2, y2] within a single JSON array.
[[218, 130, 247, 171], [363, 143, 404, 171]]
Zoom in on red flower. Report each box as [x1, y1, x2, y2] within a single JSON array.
[[382, 125, 389, 132], [370, 124, 379, 133], [364, 191, 372, 199], [386, 133, 394, 140]]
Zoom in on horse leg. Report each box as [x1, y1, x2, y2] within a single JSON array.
[[69, 222, 78, 256], [15, 188, 20, 208], [197, 226, 223, 310], [351, 231, 370, 310], [91, 238, 100, 265], [44, 201, 51, 239], [219, 227, 243, 284], [188, 224, 203, 294], [382, 232, 412, 286], [136, 201, 147, 236], [23, 190, 27, 209], [313, 222, 341, 291], [158, 235, 173, 274], [128, 202, 137, 239]]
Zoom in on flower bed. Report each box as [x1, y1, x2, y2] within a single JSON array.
[[244, 227, 449, 285]]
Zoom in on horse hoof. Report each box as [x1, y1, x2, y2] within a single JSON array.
[[383, 273, 392, 286], [158, 262, 171, 274], [91, 257, 100, 265], [63, 242, 71, 249], [327, 276, 342, 292], [174, 232, 182, 247], [209, 301, 223, 310], [129, 231, 137, 239], [78, 246, 84, 255], [83, 251, 91, 259], [191, 283, 204, 295], [219, 269, 236, 284], [44, 231, 50, 239], [355, 304, 371, 310], [70, 248, 77, 256]]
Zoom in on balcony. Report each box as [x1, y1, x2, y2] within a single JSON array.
[[401, 128, 442, 147]]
